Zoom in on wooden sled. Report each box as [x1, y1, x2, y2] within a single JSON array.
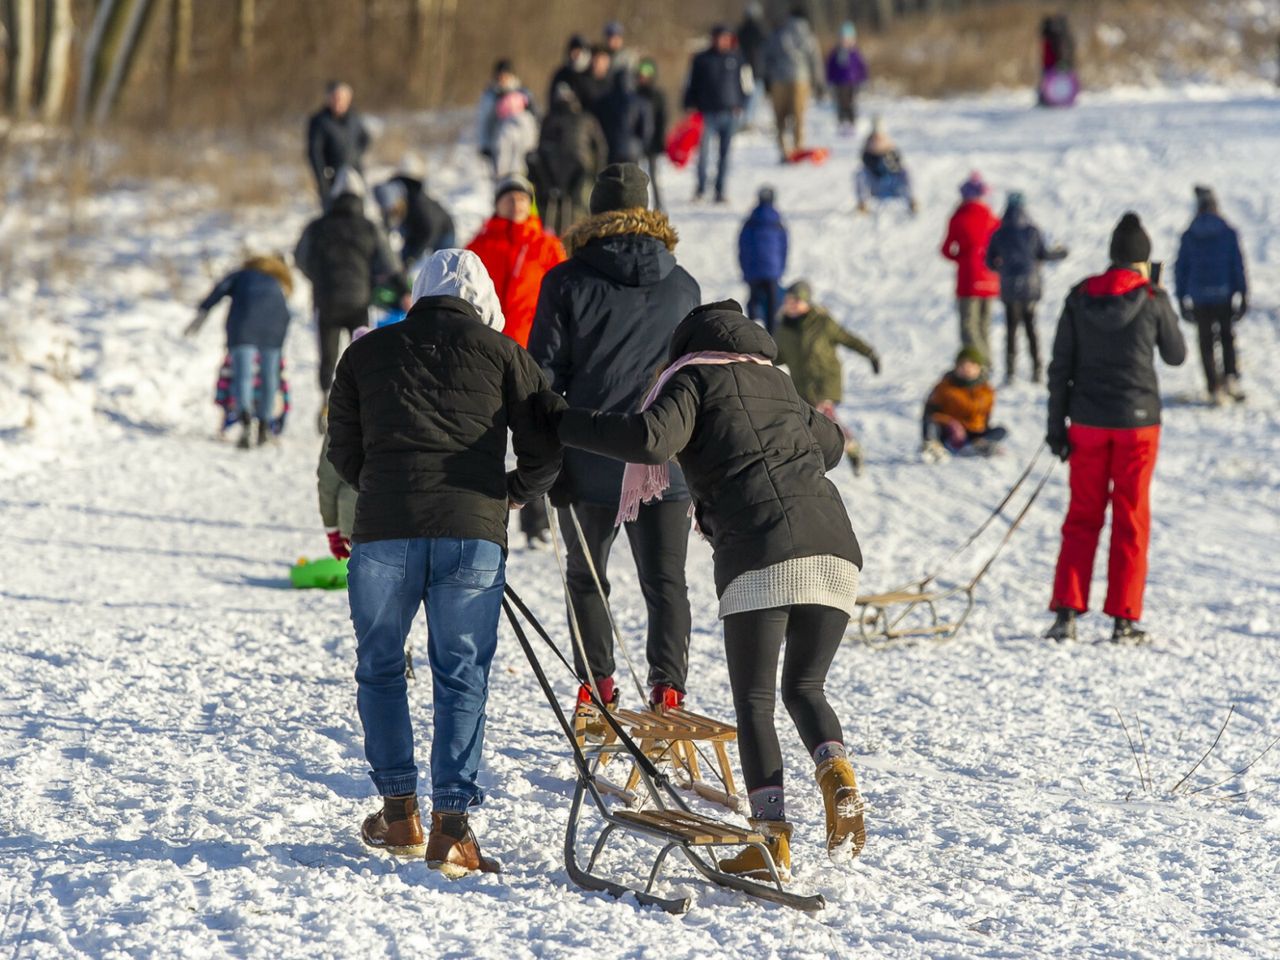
[[856, 447, 1055, 646], [504, 590, 825, 915], [575, 706, 743, 813]]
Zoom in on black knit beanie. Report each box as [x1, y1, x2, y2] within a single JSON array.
[[1109, 212, 1152, 265], [1194, 185, 1217, 213], [590, 162, 651, 214]]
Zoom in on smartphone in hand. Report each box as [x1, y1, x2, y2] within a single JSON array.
[[1149, 261, 1163, 287]]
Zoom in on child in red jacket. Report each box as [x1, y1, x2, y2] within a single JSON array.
[[941, 172, 1001, 367]]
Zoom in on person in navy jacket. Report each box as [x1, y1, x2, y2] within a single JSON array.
[[737, 186, 789, 332], [1175, 186, 1248, 404]]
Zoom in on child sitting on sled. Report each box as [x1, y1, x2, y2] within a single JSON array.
[[537, 300, 868, 881], [921, 347, 1008, 461], [855, 117, 917, 214], [774, 280, 880, 475]]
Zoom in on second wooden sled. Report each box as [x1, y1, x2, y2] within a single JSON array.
[[504, 589, 825, 915]]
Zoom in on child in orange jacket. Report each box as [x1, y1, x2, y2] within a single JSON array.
[[921, 347, 1008, 460]]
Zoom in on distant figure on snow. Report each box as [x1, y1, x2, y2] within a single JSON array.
[[1038, 14, 1079, 107], [1044, 213, 1186, 644], [921, 347, 1007, 462], [683, 24, 748, 203], [476, 60, 539, 178], [548, 34, 593, 109], [736, 2, 769, 128], [985, 191, 1068, 384], [527, 83, 609, 236], [941, 172, 1001, 366], [635, 58, 669, 211], [826, 22, 868, 135], [186, 253, 293, 449], [373, 155, 456, 275], [1175, 185, 1248, 405], [763, 5, 825, 162], [737, 186, 788, 332], [774, 280, 880, 475], [855, 117, 915, 213], [307, 81, 371, 206]]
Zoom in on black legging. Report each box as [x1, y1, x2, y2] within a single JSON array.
[[1003, 299, 1040, 378], [317, 309, 369, 394], [1193, 302, 1237, 393], [723, 604, 848, 792]]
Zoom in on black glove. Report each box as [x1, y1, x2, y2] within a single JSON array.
[[1047, 425, 1070, 462], [869, 354, 882, 376], [532, 389, 568, 435]]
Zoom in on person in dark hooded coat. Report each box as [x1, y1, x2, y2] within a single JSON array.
[[985, 192, 1068, 383], [528, 83, 609, 235], [536, 299, 867, 881], [527, 163, 699, 715]]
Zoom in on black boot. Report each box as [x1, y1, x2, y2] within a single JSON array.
[[1111, 618, 1149, 645], [256, 418, 273, 446], [236, 413, 254, 450], [1044, 608, 1077, 642]]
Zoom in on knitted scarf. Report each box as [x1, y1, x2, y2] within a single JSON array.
[[615, 350, 772, 525]]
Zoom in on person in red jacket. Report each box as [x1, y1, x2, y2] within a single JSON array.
[[941, 172, 1001, 367], [467, 174, 567, 350], [467, 173, 567, 548]]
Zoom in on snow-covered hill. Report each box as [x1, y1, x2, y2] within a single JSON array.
[[2, 83, 1278, 958]]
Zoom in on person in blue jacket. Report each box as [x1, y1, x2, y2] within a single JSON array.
[[737, 186, 788, 332], [1175, 186, 1248, 404], [985, 191, 1067, 383], [187, 254, 293, 448]]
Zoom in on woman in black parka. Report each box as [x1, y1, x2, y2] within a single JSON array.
[[539, 300, 867, 880]]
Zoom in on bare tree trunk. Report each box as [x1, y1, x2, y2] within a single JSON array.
[[39, 0, 73, 122], [236, 0, 253, 57], [169, 0, 190, 77], [6, 0, 36, 118], [91, 0, 151, 125], [429, 0, 457, 108], [73, 0, 116, 129], [409, 0, 435, 104]]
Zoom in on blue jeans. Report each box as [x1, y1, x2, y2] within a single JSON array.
[[697, 110, 736, 198], [229, 345, 280, 420], [348, 537, 506, 812]]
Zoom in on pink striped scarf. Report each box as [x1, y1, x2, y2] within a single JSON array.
[[615, 350, 772, 525]]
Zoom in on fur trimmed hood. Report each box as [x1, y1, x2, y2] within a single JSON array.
[[244, 254, 293, 297], [561, 208, 679, 257]]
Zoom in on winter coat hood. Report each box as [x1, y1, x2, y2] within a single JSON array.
[[328, 193, 367, 218], [330, 167, 368, 200], [1079, 268, 1151, 332], [243, 254, 293, 296], [562, 208, 679, 286], [411, 249, 506, 331], [668, 301, 778, 363]]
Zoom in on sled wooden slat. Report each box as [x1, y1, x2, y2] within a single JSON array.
[[858, 589, 946, 606], [613, 809, 764, 846]]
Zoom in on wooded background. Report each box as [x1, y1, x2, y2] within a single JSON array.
[[2, 0, 1092, 129]]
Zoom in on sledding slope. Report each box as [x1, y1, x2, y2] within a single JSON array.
[[1, 83, 1278, 958]]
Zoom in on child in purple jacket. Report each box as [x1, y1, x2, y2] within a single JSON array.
[[826, 23, 868, 135]]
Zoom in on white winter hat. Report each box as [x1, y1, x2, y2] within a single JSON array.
[[330, 166, 367, 200], [411, 249, 506, 332]]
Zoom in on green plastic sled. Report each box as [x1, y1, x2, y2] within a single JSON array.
[[290, 556, 349, 590]]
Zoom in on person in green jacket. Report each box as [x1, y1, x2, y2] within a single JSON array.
[[317, 433, 357, 558], [774, 280, 881, 474]]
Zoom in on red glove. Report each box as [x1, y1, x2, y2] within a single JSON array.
[[326, 528, 351, 560]]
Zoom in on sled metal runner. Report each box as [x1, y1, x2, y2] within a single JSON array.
[[856, 445, 1055, 645], [503, 587, 825, 914]]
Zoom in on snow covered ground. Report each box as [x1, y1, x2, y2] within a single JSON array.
[[2, 83, 1279, 958]]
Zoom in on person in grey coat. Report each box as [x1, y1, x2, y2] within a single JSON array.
[[763, 7, 825, 161]]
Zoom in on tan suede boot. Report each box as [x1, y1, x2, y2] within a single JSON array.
[[717, 820, 792, 883], [425, 812, 502, 879], [817, 756, 866, 863], [360, 795, 426, 858]]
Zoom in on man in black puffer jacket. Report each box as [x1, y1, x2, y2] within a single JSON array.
[[295, 169, 403, 405], [327, 249, 560, 878], [306, 81, 371, 205], [528, 162, 701, 712], [1044, 212, 1186, 645]]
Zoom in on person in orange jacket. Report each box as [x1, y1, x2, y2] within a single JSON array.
[[467, 174, 567, 350], [921, 346, 1008, 461], [941, 172, 1002, 366]]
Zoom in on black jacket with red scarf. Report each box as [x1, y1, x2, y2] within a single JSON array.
[[1047, 267, 1186, 437]]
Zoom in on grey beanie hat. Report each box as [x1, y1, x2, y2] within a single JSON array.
[[589, 162, 651, 214]]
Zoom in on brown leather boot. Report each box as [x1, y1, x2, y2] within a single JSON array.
[[425, 812, 502, 879], [717, 820, 791, 883], [817, 756, 866, 863], [360, 795, 426, 858]]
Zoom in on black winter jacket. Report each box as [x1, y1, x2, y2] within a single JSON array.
[[529, 209, 701, 506], [557, 302, 861, 596], [1047, 268, 1186, 433], [306, 107, 370, 196], [985, 206, 1066, 303], [295, 195, 398, 321], [683, 48, 747, 114], [326, 295, 562, 548], [392, 176, 455, 265]]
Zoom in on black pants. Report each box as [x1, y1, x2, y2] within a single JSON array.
[[519, 498, 549, 538], [746, 280, 781, 333], [558, 500, 692, 692], [645, 152, 663, 212], [1193, 302, 1237, 392], [318, 309, 369, 394], [834, 84, 859, 126], [722, 605, 848, 792], [1003, 299, 1040, 378]]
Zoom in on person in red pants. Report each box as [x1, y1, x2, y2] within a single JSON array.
[[1044, 212, 1186, 643]]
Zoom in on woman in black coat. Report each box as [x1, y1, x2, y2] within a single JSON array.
[[539, 300, 867, 881]]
